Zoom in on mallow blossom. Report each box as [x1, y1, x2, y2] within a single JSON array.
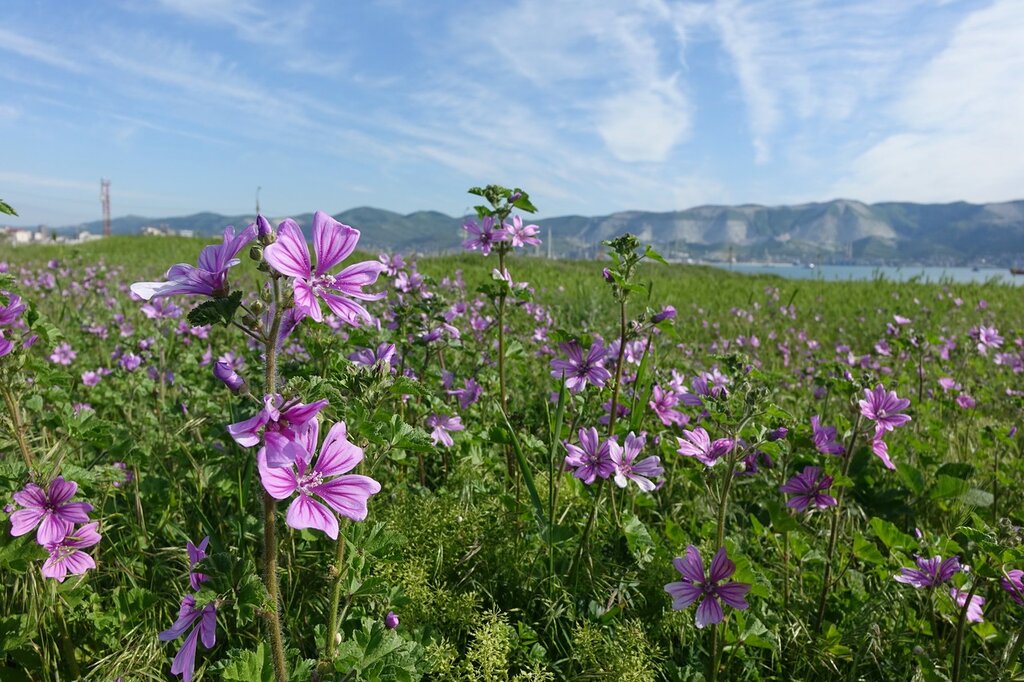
[[676, 427, 734, 467], [859, 384, 911, 470], [159, 594, 217, 682], [10, 476, 93, 544], [950, 588, 985, 623], [131, 224, 256, 300], [894, 555, 961, 589], [664, 545, 750, 628], [564, 427, 616, 485], [610, 432, 663, 492], [504, 215, 541, 248], [187, 536, 210, 592], [227, 394, 328, 468], [426, 414, 465, 448], [779, 466, 836, 512], [550, 339, 611, 393], [263, 211, 385, 325], [811, 416, 845, 456], [461, 216, 508, 255], [258, 420, 381, 540], [40, 522, 101, 582]]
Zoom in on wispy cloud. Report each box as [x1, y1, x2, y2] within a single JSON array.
[[0, 28, 87, 72], [832, 0, 1024, 203]]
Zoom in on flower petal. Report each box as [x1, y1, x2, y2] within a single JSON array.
[[312, 212, 359, 275], [673, 545, 705, 583], [664, 581, 702, 610], [708, 547, 736, 583], [716, 581, 751, 610], [257, 450, 298, 499], [312, 475, 381, 522], [286, 495, 339, 539], [695, 595, 724, 628], [263, 220, 311, 279], [315, 422, 363, 476]]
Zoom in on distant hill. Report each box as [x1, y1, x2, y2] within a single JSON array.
[[55, 199, 1024, 266]]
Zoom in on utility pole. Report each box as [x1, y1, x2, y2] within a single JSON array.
[[100, 179, 111, 237], [256, 186, 261, 215], [547, 227, 552, 259]]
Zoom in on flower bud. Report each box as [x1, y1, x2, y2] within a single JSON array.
[[767, 427, 788, 441], [256, 214, 275, 244], [385, 611, 399, 629], [249, 245, 263, 262], [213, 360, 246, 394], [652, 305, 677, 324], [602, 268, 614, 283]]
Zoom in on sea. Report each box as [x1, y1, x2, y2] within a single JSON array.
[[707, 263, 1021, 285]]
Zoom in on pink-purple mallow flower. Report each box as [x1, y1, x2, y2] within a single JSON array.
[[263, 211, 386, 325], [665, 546, 750, 628], [894, 555, 961, 588], [858, 384, 911, 470], [385, 611, 400, 629], [212, 360, 245, 394], [461, 216, 508, 255], [811, 416, 844, 456], [187, 536, 210, 592], [504, 215, 541, 248], [159, 594, 217, 682], [41, 522, 101, 582], [564, 427, 616, 485], [131, 224, 256, 300], [1001, 568, 1024, 605], [426, 414, 465, 448], [779, 466, 836, 511], [258, 420, 381, 540], [550, 339, 611, 393], [676, 427, 734, 467], [610, 432, 663, 492], [649, 385, 687, 427], [10, 476, 93, 544], [950, 588, 985, 623], [227, 394, 328, 468]]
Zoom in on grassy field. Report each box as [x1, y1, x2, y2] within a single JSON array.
[[1, 229, 1023, 681]]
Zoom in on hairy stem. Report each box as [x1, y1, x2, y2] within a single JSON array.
[[1, 384, 34, 469], [324, 527, 347, 662], [607, 299, 628, 437], [262, 277, 288, 682]]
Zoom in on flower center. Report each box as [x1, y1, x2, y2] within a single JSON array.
[[297, 471, 325, 495]]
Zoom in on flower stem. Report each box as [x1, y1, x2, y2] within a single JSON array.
[[262, 277, 288, 682], [813, 413, 862, 634], [569, 479, 604, 585], [607, 299, 628, 437], [324, 526, 347, 662], [1, 383, 34, 470]]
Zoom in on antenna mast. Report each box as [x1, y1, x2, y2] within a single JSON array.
[[100, 179, 111, 237], [256, 186, 262, 215]]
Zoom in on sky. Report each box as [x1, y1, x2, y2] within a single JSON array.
[[1, 0, 1023, 228]]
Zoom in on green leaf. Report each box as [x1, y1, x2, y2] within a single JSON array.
[[960, 488, 994, 508], [0, 199, 17, 216], [930, 474, 970, 500], [220, 644, 273, 682], [623, 512, 655, 567], [643, 244, 668, 266], [853, 532, 885, 564], [187, 290, 243, 327], [499, 405, 546, 531], [869, 517, 916, 552]]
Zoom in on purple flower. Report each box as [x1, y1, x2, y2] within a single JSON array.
[[212, 361, 245, 393], [676, 428, 734, 467], [81, 371, 101, 387], [385, 611, 400, 629], [767, 427, 788, 441], [40, 522, 101, 582], [227, 394, 329, 468], [426, 414, 465, 448], [610, 432, 663, 492], [652, 305, 677, 324], [10, 476, 93, 544], [564, 427, 616, 485], [263, 212, 385, 325], [1001, 568, 1024, 605], [49, 342, 76, 365], [549, 339, 612, 393], [779, 466, 837, 512], [131, 224, 256, 300], [950, 588, 985, 623], [870, 434, 895, 470], [159, 594, 217, 682], [894, 555, 961, 589], [187, 536, 210, 592], [461, 216, 508, 256], [811, 416, 845, 456], [648, 385, 687, 427], [504, 215, 541, 248], [664, 546, 751, 628], [448, 378, 482, 411], [259, 420, 381, 539], [0, 293, 27, 326], [858, 384, 911, 433], [976, 325, 1003, 354], [347, 343, 396, 368], [956, 394, 976, 409]]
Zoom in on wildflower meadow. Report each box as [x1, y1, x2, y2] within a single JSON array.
[[2, 185, 1024, 681]]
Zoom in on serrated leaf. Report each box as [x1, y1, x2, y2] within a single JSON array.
[[187, 290, 243, 327]]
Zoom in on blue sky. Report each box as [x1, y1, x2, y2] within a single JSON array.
[[1, 0, 1022, 227]]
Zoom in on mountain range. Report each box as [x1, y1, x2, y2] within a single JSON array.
[[53, 198, 1024, 266]]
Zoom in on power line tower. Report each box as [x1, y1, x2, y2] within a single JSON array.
[[100, 179, 111, 237]]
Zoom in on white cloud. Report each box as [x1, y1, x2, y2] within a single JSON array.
[[0, 28, 86, 72], [596, 81, 690, 162], [833, 0, 1024, 203]]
